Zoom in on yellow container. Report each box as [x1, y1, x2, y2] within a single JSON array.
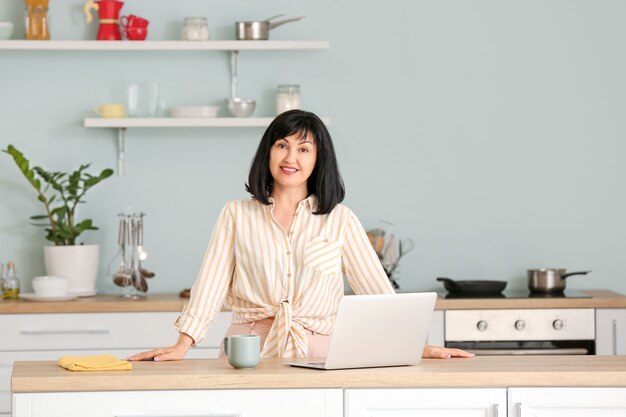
[[24, 0, 50, 40]]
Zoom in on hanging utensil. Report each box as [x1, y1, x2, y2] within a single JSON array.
[[128, 217, 141, 292], [382, 234, 399, 274], [113, 216, 132, 287], [230, 50, 238, 100], [399, 238, 415, 258], [137, 216, 155, 279], [136, 214, 149, 261]]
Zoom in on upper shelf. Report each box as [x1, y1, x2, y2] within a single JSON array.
[[84, 117, 330, 128], [86, 117, 281, 128], [0, 40, 330, 51]]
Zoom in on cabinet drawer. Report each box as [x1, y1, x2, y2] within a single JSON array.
[[345, 388, 506, 417], [0, 312, 231, 351], [14, 389, 343, 417]]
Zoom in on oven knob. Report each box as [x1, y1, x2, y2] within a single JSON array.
[[515, 320, 525, 331], [553, 319, 564, 330], [477, 320, 488, 331]]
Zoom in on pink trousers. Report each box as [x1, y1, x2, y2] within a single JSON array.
[[219, 318, 331, 359]]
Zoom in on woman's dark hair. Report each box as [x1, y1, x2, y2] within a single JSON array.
[[245, 109, 345, 215]]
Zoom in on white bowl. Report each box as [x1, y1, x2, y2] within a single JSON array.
[[0, 22, 14, 40], [32, 276, 70, 297], [170, 106, 220, 118]]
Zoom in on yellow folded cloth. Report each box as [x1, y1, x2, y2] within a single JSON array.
[[58, 355, 132, 372]]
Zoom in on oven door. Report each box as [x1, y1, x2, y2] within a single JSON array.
[[444, 308, 596, 356], [446, 340, 595, 355]]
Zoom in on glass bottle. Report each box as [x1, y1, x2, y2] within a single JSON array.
[[3, 261, 20, 300], [24, 0, 50, 40], [181, 17, 210, 41], [276, 85, 302, 115]]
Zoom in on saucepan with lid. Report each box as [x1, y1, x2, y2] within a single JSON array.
[[527, 269, 590, 293], [235, 15, 305, 40]]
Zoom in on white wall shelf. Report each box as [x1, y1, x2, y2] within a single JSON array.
[[86, 117, 277, 128], [0, 40, 329, 51], [84, 117, 329, 128], [85, 117, 330, 176]]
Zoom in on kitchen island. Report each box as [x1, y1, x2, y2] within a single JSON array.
[[11, 356, 626, 417]]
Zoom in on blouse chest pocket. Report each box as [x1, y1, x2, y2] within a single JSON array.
[[303, 235, 343, 276]]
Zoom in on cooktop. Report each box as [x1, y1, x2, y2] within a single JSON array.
[[438, 290, 592, 299]]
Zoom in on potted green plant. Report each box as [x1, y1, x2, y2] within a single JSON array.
[[3, 144, 113, 296]]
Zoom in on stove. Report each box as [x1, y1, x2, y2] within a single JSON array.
[[441, 290, 596, 355], [438, 290, 592, 299]]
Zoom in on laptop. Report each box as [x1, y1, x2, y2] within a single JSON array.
[[287, 292, 437, 370]]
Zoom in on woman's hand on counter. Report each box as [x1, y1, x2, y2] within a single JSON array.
[[422, 344, 475, 359], [127, 333, 194, 362]]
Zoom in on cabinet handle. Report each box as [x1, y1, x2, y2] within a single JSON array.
[[516, 402, 523, 417], [493, 403, 499, 417], [20, 328, 110, 335], [116, 415, 243, 417], [613, 319, 618, 355]]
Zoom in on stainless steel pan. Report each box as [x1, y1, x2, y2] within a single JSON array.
[[527, 269, 590, 293], [235, 15, 305, 40]]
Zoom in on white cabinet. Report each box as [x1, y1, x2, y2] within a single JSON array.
[[596, 309, 626, 355], [13, 389, 343, 417], [0, 311, 232, 416], [509, 388, 626, 417], [345, 388, 506, 417]]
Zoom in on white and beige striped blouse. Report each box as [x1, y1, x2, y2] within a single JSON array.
[[175, 195, 395, 358]]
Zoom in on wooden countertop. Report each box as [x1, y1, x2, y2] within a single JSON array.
[[0, 294, 186, 314], [1, 290, 625, 314], [434, 290, 626, 310], [12, 355, 626, 392], [2, 290, 625, 314]]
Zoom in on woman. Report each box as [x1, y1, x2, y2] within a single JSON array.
[[129, 110, 472, 361]]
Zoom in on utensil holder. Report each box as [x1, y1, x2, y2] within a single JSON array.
[[113, 213, 150, 299]]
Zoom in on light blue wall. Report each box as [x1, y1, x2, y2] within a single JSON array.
[[2, 0, 626, 295]]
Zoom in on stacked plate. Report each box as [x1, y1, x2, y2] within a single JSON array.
[[170, 106, 220, 118]]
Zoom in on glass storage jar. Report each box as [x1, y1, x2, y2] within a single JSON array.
[[276, 84, 302, 115], [24, 0, 50, 40], [181, 17, 209, 41]]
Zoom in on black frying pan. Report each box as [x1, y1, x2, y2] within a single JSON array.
[[436, 277, 507, 295]]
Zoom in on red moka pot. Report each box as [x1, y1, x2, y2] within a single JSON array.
[[84, 0, 124, 41]]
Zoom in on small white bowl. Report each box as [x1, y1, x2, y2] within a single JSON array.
[[32, 276, 70, 297], [170, 106, 220, 118], [0, 22, 14, 40]]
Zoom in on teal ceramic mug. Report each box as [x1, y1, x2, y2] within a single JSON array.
[[224, 334, 260, 369]]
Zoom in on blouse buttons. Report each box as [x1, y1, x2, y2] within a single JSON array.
[[287, 273, 292, 278], [289, 231, 294, 235], [324, 239, 329, 243], [286, 251, 291, 255]]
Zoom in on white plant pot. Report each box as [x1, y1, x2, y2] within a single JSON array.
[[44, 245, 99, 297]]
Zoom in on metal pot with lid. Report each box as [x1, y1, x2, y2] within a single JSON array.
[[527, 268, 590, 293], [235, 15, 305, 40]]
